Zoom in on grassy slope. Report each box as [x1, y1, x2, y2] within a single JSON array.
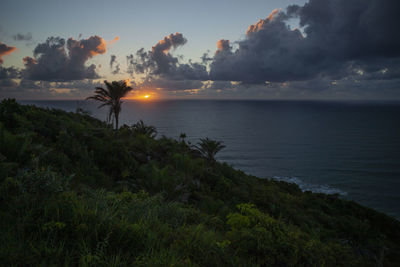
[[0, 99, 399, 266]]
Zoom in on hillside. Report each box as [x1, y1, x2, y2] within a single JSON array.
[[0, 99, 399, 266]]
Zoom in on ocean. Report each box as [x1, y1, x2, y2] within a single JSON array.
[[20, 99, 400, 219]]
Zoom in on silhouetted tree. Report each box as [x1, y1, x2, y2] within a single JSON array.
[[195, 137, 225, 162], [179, 133, 187, 143], [132, 120, 157, 138], [86, 80, 132, 129]]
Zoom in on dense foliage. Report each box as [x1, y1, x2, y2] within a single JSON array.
[[0, 99, 399, 266]]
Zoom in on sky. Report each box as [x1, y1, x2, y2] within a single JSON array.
[[0, 0, 399, 100]]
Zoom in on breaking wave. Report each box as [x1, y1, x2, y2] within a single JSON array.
[[272, 176, 348, 196]]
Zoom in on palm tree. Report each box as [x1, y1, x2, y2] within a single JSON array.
[[86, 80, 132, 129], [179, 133, 187, 143], [195, 137, 225, 162], [131, 120, 157, 138]]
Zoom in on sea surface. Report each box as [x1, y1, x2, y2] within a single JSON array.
[[20, 99, 400, 219]]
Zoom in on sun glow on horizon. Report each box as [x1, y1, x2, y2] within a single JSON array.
[[139, 94, 153, 100], [125, 92, 158, 101]]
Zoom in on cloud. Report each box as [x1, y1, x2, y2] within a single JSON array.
[[246, 9, 282, 34], [125, 3, 400, 96], [108, 36, 119, 46], [138, 77, 204, 91], [216, 39, 231, 53], [292, 0, 400, 59], [128, 33, 186, 76], [0, 66, 19, 79], [109, 54, 120, 75], [13, 32, 33, 41], [22, 35, 107, 81], [0, 42, 19, 89], [209, 0, 400, 84], [202, 80, 240, 91], [4, 0, 400, 100], [127, 33, 208, 83], [112, 64, 121, 75], [0, 78, 105, 99], [0, 42, 16, 64], [0, 79, 18, 88], [200, 51, 213, 65], [110, 55, 116, 68]]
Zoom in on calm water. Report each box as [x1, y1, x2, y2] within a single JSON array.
[[21, 100, 400, 219]]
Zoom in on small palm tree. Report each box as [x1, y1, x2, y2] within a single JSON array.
[[179, 133, 187, 143], [132, 120, 157, 138], [195, 137, 225, 162], [86, 80, 132, 129]]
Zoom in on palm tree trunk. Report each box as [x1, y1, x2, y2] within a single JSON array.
[[115, 112, 119, 130]]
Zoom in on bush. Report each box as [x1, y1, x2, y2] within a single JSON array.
[[1, 100, 399, 266]]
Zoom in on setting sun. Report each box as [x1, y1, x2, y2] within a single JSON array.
[[139, 94, 155, 100], [124, 92, 158, 101]]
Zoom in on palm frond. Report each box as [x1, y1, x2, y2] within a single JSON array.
[[86, 80, 134, 129]]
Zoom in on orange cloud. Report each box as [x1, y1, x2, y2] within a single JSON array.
[[246, 9, 281, 34], [23, 56, 37, 66], [89, 37, 107, 56], [0, 42, 17, 64], [67, 35, 107, 59], [91, 40, 106, 56], [152, 33, 186, 54], [108, 36, 120, 47], [216, 39, 231, 53]]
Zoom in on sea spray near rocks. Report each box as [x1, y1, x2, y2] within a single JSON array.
[[272, 176, 348, 196]]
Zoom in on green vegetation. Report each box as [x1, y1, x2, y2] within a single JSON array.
[[195, 138, 226, 163], [1, 98, 399, 266]]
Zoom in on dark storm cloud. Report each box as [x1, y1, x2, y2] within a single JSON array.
[[22, 35, 107, 81], [210, 0, 400, 84], [13, 32, 33, 41], [293, 0, 400, 59], [210, 9, 311, 83], [0, 42, 16, 64], [127, 33, 208, 83]]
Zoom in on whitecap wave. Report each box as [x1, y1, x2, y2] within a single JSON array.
[[272, 176, 348, 195]]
